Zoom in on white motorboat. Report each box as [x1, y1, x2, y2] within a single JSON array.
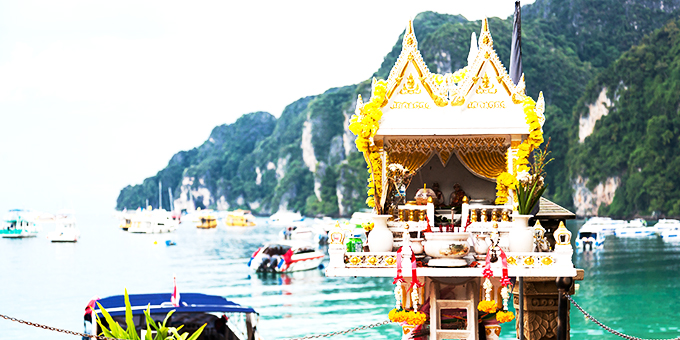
[[47, 212, 80, 242], [1, 209, 39, 238], [656, 219, 680, 240], [576, 222, 605, 251], [128, 209, 179, 233], [615, 218, 657, 237], [581, 217, 627, 236], [248, 240, 325, 273], [268, 210, 304, 226]]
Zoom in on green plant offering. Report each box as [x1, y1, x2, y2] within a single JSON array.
[[95, 289, 206, 340]]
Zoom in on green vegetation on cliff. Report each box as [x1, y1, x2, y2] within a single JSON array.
[[569, 19, 680, 217]]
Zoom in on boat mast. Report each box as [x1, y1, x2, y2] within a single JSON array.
[[158, 181, 163, 210], [168, 188, 175, 212]]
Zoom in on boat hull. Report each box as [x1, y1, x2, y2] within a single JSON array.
[[249, 250, 324, 273]]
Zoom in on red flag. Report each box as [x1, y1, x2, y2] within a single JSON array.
[[171, 275, 180, 307]]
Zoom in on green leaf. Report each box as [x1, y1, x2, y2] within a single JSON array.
[[124, 289, 140, 340], [185, 324, 207, 340]]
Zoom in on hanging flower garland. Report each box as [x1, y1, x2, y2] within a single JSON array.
[[477, 224, 515, 323], [348, 79, 388, 209], [388, 247, 427, 329], [494, 96, 544, 205]]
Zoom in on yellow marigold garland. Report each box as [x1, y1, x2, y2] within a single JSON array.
[[388, 309, 427, 326], [348, 79, 388, 209], [477, 300, 498, 314], [495, 96, 544, 205], [496, 310, 515, 323]]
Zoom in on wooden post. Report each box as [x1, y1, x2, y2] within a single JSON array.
[[556, 277, 573, 340]]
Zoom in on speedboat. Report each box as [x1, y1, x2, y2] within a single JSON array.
[[47, 212, 80, 242], [615, 218, 657, 237], [84, 293, 259, 340], [1, 209, 39, 238], [248, 240, 325, 273], [268, 210, 304, 226], [225, 209, 256, 227], [656, 219, 680, 240], [576, 223, 605, 251], [581, 217, 627, 236], [128, 209, 179, 234]]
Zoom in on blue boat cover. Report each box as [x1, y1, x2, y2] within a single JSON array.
[[94, 293, 256, 317]]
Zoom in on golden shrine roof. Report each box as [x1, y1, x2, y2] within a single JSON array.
[[365, 18, 546, 138]]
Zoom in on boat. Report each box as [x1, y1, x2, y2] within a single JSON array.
[[128, 209, 179, 234], [580, 216, 627, 236], [1, 209, 39, 238], [279, 225, 328, 245], [47, 211, 80, 242], [268, 210, 304, 226], [656, 219, 680, 240], [614, 218, 658, 237], [84, 293, 260, 340], [575, 222, 605, 251], [225, 209, 256, 227], [197, 214, 217, 229], [248, 240, 325, 273]]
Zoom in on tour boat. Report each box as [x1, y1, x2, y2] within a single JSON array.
[[1, 209, 39, 238], [128, 209, 179, 234], [279, 225, 328, 245], [197, 214, 217, 229], [47, 212, 80, 242], [248, 240, 325, 273], [580, 216, 627, 236], [225, 209, 256, 227], [576, 222, 605, 251], [657, 219, 680, 240], [614, 218, 657, 237], [84, 293, 259, 340]]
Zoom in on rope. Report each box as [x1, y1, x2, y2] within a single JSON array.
[[565, 294, 680, 340], [0, 313, 122, 340], [1, 312, 390, 340], [285, 320, 391, 340]]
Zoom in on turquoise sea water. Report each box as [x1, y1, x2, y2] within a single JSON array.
[[1, 217, 679, 340]]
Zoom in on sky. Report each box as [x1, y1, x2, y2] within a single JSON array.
[[0, 0, 535, 216]]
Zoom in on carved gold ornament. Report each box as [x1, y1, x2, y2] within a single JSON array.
[[368, 256, 378, 265], [523, 256, 535, 266], [475, 73, 498, 94], [350, 256, 361, 265], [399, 74, 422, 95], [507, 256, 517, 265], [540, 256, 554, 266], [386, 256, 396, 266]]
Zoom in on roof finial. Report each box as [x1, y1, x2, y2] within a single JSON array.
[[482, 18, 489, 33], [402, 19, 418, 48]]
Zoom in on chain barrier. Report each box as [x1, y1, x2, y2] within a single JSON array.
[[565, 293, 680, 340], [0, 313, 123, 340], [285, 320, 391, 340], [2, 312, 389, 340]]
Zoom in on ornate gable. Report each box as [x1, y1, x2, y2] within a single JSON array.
[[384, 20, 447, 108], [452, 18, 526, 107]]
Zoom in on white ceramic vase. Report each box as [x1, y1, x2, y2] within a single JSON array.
[[509, 213, 534, 252], [367, 215, 394, 252]]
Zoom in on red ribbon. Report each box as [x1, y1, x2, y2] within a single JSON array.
[[393, 246, 404, 284], [408, 252, 422, 291], [464, 215, 471, 232], [482, 245, 509, 286]]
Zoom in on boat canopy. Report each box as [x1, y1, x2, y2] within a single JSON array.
[[94, 293, 256, 317]]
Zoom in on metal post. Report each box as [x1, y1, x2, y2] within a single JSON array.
[[518, 277, 524, 339], [556, 277, 573, 340]]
